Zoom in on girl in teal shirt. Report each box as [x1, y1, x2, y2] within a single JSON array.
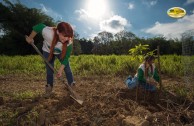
[[137, 55, 160, 91], [125, 55, 160, 91], [26, 22, 75, 96]]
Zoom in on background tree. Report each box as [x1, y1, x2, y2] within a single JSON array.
[[142, 37, 182, 55], [0, 0, 184, 56], [72, 31, 82, 55], [72, 39, 82, 55], [92, 36, 101, 54], [112, 31, 136, 55], [79, 38, 94, 54], [114, 30, 136, 42], [0, 0, 55, 55], [96, 31, 113, 44]]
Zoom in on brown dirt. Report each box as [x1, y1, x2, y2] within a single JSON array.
[[0, 75, 194, 126]]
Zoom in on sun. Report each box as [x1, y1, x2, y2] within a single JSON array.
[[85, 0, 108, 20]]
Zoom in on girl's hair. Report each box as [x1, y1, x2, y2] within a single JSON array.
[[144, 55, 155, 62], [48, 22, 73, 61], [144, 55, 155, 78]]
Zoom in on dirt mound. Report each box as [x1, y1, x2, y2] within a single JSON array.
[[0, 75, 194, 125]]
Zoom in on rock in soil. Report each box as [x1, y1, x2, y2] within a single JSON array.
[[122, 116, 150, 126]]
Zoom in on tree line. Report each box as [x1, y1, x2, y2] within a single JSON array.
[[0, 0, 193, 56]]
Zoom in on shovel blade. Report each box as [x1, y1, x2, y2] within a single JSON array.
[[70, 95, 83, 105], [66, 84, 84, 105]]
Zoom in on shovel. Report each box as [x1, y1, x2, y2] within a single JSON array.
[[30, 41, 83, 105]]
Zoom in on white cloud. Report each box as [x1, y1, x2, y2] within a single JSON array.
[[143, 0, 158, 7], [40, 4, 63, 21], [88, 27, 92, 30], [40, 4, 48, 12], [88, 33, 98, 39], [74, 9, 89, 21], [128, 3, 134, 10], [150, 0, 157, 6], [184, 0, 194, 5], [99, 15, 129, 34], [143, 13, 194, 39]]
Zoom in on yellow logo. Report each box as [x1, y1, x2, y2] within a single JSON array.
[[167, 7, 186, 18]]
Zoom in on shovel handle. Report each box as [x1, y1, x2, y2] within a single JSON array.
[[31, 42, 55, 72], [30, 42, 80, 101]]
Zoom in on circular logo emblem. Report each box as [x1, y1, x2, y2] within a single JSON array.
[[167, 7, 186, 18]]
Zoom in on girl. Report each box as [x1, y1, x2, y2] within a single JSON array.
[[25, 22, 75, 96], [137, 55, 160, 91], [125, 55, 160, 91]]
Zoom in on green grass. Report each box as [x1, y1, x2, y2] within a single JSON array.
[[0, 109, 18, 126], [0, 55, 194, 76], [0, 54, 194, 125], [0, 103, 39, 126], [13, 90, 40, 100], [0, 54, 194, 77], [0, 55, 45, 75]]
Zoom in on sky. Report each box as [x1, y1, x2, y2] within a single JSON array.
[[1, 0, 194, 40]]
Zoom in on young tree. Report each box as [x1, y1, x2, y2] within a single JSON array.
[[129, 44, 149, 62]]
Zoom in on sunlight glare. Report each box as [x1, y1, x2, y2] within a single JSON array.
[[85, 0, 108, 20]]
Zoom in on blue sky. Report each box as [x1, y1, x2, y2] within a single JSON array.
[[2, 0, 194, 39]]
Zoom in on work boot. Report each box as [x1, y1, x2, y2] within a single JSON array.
[[70, 81, 76, 90], [64, 82, 76, 90], [44, 84, 52, 98], [71, 81, 76, 87]]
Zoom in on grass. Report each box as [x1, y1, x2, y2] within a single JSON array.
[[0, 54, 194, 77], [0, 53, 193, 101], [0, 55, 45, 75], [1, 54, 193, 100], [0, 102, 39, 126], [13, 90, 40, 100], [0, 109, 18, 126], [0, 54, 194, 125]]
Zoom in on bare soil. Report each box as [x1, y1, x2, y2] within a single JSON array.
[[0, 75, 194, 126]]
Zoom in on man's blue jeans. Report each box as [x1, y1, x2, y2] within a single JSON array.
[[43, 51, 74, 87]]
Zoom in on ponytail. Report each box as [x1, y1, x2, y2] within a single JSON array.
[[60, 42, 68, 60], [144, 63, 154, 78], [48, 28, 58, 61]]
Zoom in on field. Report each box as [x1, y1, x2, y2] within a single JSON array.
[[0, 55, 194, 125]]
